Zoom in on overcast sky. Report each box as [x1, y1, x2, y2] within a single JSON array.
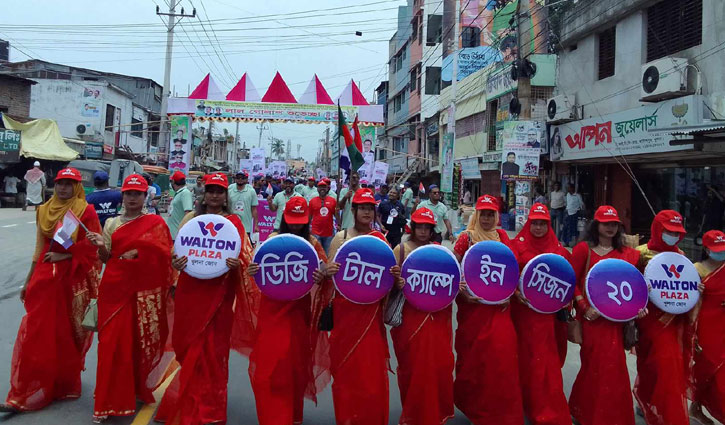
[[2, 0, 406, 163]]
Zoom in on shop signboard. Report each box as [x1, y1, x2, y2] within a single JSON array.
[[459, 157, 480, 179], [0, 129, 21, 163], [550, 95, 702, 161], [85, 142, 103, 159], [486, 65, 517, 100]]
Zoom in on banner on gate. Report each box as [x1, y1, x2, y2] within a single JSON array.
[[462, 240, 519, 304], [333, 235, 396, 304], [174, 214, 242, 279], [402, 245, 460, 312], [252, 234, 320, 301], [644, 252, 700, 314], [519, 254, 576, 314], [585, 258, 648, 322]]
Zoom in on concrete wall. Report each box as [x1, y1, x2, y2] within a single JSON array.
[[0, 76, 32, 117], [555, 0, 725, 118]]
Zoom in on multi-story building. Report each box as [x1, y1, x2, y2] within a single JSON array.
[[2, 59, 162, 161], [0, 74, 35, 119], [383, 0, 443, 185], [549, 0, 725, 256]]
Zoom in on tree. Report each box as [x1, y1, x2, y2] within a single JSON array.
[[270, 137, 285, 159]]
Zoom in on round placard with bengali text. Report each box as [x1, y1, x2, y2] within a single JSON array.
[[519, 253, 577, 314], [585, 258, 649, 322], [174, 214, 242, 280], [333, 235, 396, 304], [644, 251, 700, 314], [462, 241, 519, 304], [402, 244, 460, 312], [252, 234, 320, 301]]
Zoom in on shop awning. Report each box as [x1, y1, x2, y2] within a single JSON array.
[[651, 121, 725, 136], [2, 114, 79, 161]]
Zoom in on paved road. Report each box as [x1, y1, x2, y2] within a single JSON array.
[[0, 208, 647, 425]]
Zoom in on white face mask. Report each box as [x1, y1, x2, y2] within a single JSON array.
[[709, 251, 725, 262], [662, 233, 680, 246]]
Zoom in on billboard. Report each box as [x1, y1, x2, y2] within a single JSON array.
[[169, 115, 191, 175], [500, 121, 543, 181]]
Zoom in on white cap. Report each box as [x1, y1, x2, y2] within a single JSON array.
[[33, 161, 40, 167]]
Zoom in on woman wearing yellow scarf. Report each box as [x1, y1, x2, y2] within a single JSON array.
[[1, 167, 102, 413]]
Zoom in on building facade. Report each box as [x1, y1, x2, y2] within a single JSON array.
[[0, 74, 35, 119], [549, 0, 725, 256]]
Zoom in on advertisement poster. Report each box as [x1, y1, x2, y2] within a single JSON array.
[[250, 147, 266, 176], [239, 159, 253, 175], [268, 161, 288, 179], [256, 200, 276, 242], [169, 115, 191, 175], [81, 87, 102, 118], [372, 161, 389, 187], [440, 133, 455, 192], [459, 157, 480, 180], [500, 121, 543, 181]]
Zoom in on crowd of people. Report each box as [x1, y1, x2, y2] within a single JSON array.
[[3, 166, 725, 425]]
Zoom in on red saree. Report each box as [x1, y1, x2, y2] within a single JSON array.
[[568, 242, 640, 425], [155, 214, 251, 425], [453, 230, 523, 425], [510, 219, 571, 425], [248, 236, 333, 425], [692, 262, 725, 422], [6, 204, 101, 411], [329, 228, 390, 425], [93, 214, 174, 417], [391, 241, 454, 425]]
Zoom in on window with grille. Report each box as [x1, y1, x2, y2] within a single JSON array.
[[130, 118, 143, 138], [410, 67, 418, 91], [598, 26, 616, 80], [461, 26, 481, 48], [456, 112, 487, 138], [425, 66, 441, 95], [647, 0, 702, 62], [487, 99, 498, 151], [427, 14, 442, 46]]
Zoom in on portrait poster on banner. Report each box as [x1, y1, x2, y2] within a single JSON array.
[[500, 121, 542, 181], [256, 200, 276, 242], [359, 125, 376, 165], [169, 115, 192, 175], [251, 147, 266, 176], [372, 161, 389, 187], [440, 133, 455, 192], [269, 161, 287, 179]]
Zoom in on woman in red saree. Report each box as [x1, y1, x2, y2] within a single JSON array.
[[1, 167, 101, 413], [326, 187, 399, 425], [569, 205, 645, 425], [155, 172, 254, 425], [391, 207, 454, 425], [87, 174, 174, 422], [246, 196, 331, 425], [690, 230, 725, 424], [509, 203, 570, 425], [452, 194, 523, 425], [633, 210, 689, 425]]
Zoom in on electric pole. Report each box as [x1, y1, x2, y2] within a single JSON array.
[[516, 0, 532, 119], [157, 1, 195, 164], [256, 123, 269, 148]]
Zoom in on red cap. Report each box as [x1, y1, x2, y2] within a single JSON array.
[[317, 179, 329, 187], [594, 205, 621, 223], [411, 207, 436, 225], [54, 167, 82, 182], [352, 187, 377, 205], [205, 172, 228, 189], [475, 194, 498, 211], [121, 174, 149, 192], [703, 230, 725, 252], [171, 170, 186, 183], [658, 210, 685, 233], [283, 197, 309, 225], [308, 176, 316, 181], [528, 203, 550, 221]]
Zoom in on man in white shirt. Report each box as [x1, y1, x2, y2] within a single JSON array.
[[3, 174, 21, 207], [23, 161, 46, 210], [548, 182, 566, 240], [564, 184, 584, 246]]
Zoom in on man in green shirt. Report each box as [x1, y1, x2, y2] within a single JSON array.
[[337, 171, 360, 230], [269, 177, 301, 230], [166, 171, 194, 239], [228, 171, 258, 236], [414, 184, 454, 243], [303, 176, 319, 201], [400, 181, 414, 217]]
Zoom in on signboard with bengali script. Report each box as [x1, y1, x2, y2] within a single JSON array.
[[174, 214, 242, 280], [585, 258, 649, 322], [252, 234, 319, 301], [333, 235, 396, 304], [402, 244, 460, 312], [0, 129, 21, 163], [462, 240, 519, 304]]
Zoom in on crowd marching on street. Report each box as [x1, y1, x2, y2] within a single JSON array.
[[0, 165, 723, 425]]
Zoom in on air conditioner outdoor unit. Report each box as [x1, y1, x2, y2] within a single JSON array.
[[76, 123, 91, 135], [546, 94, 577, 123], [640, 57, 692, 102]]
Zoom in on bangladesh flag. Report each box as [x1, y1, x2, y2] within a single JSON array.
[[338, 105, 365, 174]]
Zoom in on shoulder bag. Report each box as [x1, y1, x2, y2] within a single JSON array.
[[82, 298, 98, 332]]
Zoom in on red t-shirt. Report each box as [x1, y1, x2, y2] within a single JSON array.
[[309, 195, 337, 237]]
